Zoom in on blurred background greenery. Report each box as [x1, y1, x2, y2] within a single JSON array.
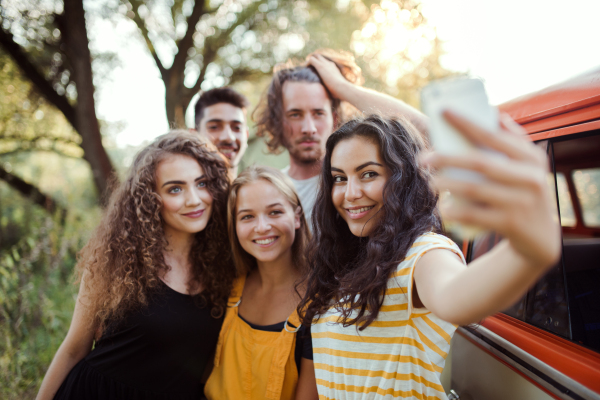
[[0, 0, 453, 397]]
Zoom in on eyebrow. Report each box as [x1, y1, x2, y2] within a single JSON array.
[[161, 175, 205, 188], [330, 162, 383, 173], [206, 118, 243, 124], [237, 202, 284, 215]]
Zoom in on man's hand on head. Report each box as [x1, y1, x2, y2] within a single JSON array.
[[307, 54, 351, 100]]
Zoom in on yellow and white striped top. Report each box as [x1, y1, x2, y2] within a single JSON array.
[[311, 233, 465, 400]]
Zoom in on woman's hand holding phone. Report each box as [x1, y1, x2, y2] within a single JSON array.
[[421, 111, 561, 270]]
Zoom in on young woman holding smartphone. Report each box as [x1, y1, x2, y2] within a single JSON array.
[[299, 113, 560, 400], [37, 131, 235, 400]]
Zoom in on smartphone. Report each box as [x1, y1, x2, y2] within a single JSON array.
[[421, 77, 499, 182], [421, 78, 500, 238]]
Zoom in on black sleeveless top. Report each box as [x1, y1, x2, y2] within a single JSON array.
[[54, 282, 223, 400]]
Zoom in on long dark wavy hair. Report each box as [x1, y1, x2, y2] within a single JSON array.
[[77, 130, 235, 331], [298, 115, 441, 329]]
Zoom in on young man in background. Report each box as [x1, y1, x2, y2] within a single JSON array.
[[194, 87, 250, 180]]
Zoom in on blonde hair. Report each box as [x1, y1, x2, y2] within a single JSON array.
[[227, 165, 310, 275]]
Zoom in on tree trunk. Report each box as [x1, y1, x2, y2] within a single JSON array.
[[62, 0, 115, 202]]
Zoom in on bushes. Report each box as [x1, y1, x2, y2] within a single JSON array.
[[0, 188, 100, 399]]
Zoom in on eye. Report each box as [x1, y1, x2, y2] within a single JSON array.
[[197, 181, 207, 188], [332, 175, 346, 183], [240, 214, 253, 221], [288, 112, 300, 118], [269, 209, 283, 216], [168, 186, 181, 194], [363, 171, 378, 179]]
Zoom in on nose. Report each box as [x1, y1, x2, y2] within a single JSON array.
[[301, 115, 317, 135], [254, 214, 271, 233], [185, 187, 202, 207], [218, 125, 235, 143], [345, 177, 363, 203]]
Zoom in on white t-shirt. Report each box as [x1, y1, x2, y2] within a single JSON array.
[[282, 166, 320, 229]]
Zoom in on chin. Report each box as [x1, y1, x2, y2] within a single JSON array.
[[347, 222, 374, 237]]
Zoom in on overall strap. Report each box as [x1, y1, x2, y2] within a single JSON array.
[[265, 308, 302, 400], [213, 275, 246, 367]]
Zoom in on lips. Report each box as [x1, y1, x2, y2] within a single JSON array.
[[345, 205, 374, 220], [217, 146, 238, 160], [252, 236, 279, 247], [183, 209, 205, 218]]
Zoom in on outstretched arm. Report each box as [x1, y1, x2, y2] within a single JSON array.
[[36, 281, 96, 400], [413, 112, 561, 326], [308, 54, 429, 136]]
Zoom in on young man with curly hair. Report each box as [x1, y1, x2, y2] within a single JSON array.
[[254, 50, 428, 223]]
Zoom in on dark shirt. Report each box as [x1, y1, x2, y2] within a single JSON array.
[[85, 282, 223, 394]]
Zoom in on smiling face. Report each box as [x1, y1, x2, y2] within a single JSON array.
[[235, 179, 301, 265], [197, 103, 248, 167], [330, 136, 389, 237], [281, 81, 335, 165], [155, 154, 213, 237]]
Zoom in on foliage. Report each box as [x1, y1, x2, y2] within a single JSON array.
[[0, 189, 101, 399], [1, 0, 116, 197], [0, 49, 82, 160]]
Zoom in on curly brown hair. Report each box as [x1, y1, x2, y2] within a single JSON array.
[[77, 130, 235, 330], [253, 49, 363, 154]]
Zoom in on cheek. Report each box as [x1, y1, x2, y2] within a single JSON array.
[[201, 190, 214, 207], [331, 186, 345, 209], [161, 196, 181, 214], [236, 222, 250, 243]]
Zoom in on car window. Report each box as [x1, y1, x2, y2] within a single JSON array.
[[555, 172, 576, 227], [573, 168, 600, 227]]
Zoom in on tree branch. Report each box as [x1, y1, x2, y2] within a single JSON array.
[[129, 0, 167, 80], [0, 28, 78, 130], [0, 165, 65, 216], [189, 1, 265, 94], [171, 0, 207, 75]]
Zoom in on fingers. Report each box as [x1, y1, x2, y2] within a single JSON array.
[[499, 113, 527, 137], [431, 175, 531, 209], [421, 151, 548, 188], [442, 110, 540, 164]]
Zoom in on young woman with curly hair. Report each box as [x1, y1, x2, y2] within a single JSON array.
[[298, 114, 561, 400], [36, 131, 235, 400], [204, 165, 318, 400]]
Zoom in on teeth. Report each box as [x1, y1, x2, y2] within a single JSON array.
[[255, 238, 276, 245], [348, 207, 373, 214]]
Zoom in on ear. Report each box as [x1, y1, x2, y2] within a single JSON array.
[[294, 206, 302, 230]]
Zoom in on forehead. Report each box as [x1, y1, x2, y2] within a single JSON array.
[[200, 103, 246, 124], [282, 81, 332, 111], [236, 179, 292, 209], [331, 136, 383, 169], [155, 154, 203, 182]]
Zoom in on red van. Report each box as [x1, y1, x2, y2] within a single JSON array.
[[444, 67, 600, 400]]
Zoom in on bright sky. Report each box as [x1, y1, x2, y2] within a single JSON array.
[[93, 0, 600, 147]]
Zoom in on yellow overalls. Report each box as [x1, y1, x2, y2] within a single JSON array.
[[204, 276, 302, 400]]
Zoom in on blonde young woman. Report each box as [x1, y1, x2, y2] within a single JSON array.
[[37, 131, 235, 400], [204, 165, 318, 400]]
